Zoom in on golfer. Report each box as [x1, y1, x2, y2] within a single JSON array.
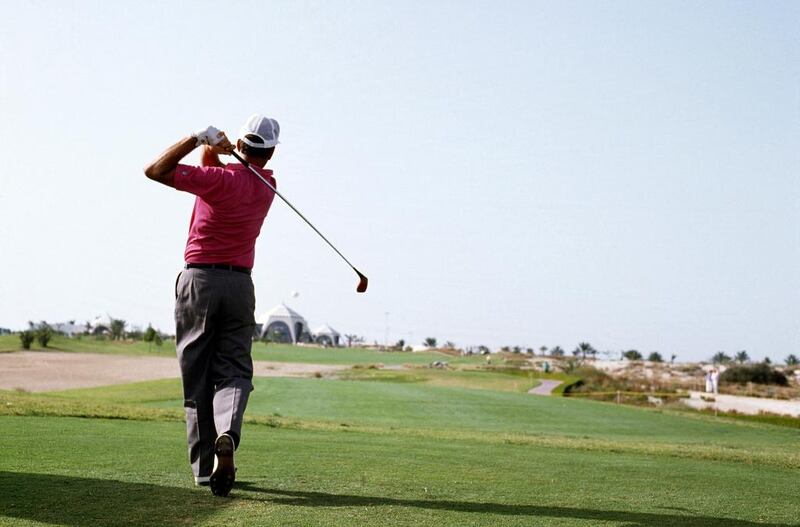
[[144, 114, 280, 496]]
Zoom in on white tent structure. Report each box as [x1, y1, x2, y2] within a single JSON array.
[[89, 313, 114, 334], [257, 304, 310, 344], [313, 324, 341, 347]]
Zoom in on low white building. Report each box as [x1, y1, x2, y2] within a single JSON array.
[[51, 321, 89, 337]]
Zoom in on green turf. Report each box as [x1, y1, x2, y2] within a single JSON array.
[[250, 343, 483, 365], [0, 334, 178, 356], [1, 415, 798, 526], [0, 334, 482, 365], [337, 366, 542, 392], [2, 353, 799, 525], [33, 376, 800, 468]]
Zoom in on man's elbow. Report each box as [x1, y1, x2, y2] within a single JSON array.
[[144, 163, 162, 181], [144, 164, 175, 188]]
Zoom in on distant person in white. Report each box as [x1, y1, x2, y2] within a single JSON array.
[[705, 370, 713, 393], [711, 369, 720, 394]]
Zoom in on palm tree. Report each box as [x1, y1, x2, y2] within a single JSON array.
[[344, 334, 359, 347], [711, 351, 731, 364], [423, 337, 437, 348], [550, 346, 564, 357], [670, 354, 677, 364], [734, 350, 749, 364], [785, 354, 799, 366], [539, 346, 548, 355], [578, 342, 594, 360]]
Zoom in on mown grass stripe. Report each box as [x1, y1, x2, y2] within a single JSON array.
[[3, 391, 797, 470]]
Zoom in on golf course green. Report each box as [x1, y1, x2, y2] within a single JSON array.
[[0, 334, 483, 366], [1, 341, 799, 526]]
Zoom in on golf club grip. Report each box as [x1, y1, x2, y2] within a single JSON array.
[[230, 151, 359, 272]]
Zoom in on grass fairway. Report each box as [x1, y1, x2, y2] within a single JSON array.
[[0, 334, 481, 366], [1, 416, 797, 527], [2, 374, 799, 526]]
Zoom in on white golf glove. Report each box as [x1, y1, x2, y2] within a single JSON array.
[[192, 125, 224, 147]]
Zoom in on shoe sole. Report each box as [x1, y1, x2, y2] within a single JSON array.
[[210, 435, 235, 497]]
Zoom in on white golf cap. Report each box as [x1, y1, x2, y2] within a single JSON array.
[[240, 114, 280, 148]]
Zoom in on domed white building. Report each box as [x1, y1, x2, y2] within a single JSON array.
[[313, 324, 340, 347], [257, 304, 311, 344]]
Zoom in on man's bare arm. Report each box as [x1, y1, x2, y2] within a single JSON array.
[[143, 137, 196, 188], [144, 129, 233, 187]]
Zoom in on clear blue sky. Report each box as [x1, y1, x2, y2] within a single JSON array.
[[1, 1, 797, 361]]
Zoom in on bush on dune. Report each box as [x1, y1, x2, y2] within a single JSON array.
[[720, 364, 788, 386]]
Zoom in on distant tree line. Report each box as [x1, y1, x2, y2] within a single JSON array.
[[712, 350, 798, 368], [16, 319, 169, 350]]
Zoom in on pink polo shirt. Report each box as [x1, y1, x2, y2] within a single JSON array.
[[174, 163, 276, 269]]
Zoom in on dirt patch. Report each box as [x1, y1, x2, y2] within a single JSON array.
[[0, 351, 348, 393]]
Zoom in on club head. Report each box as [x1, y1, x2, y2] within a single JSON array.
[[355, 269, 368, 293]]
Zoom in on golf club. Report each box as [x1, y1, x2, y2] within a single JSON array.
[[231, 150, 368, 293]]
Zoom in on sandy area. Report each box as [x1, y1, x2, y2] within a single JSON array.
[[683, 391, 800, 417], [0, 351, 347, 393]]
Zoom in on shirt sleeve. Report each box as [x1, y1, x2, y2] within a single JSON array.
[[173, 164, 229, 203]]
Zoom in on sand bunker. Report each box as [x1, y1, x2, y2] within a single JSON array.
[[0, 351, 347, 392]]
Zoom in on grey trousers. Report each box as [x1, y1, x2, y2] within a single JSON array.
[[175, 267, 255, 478]]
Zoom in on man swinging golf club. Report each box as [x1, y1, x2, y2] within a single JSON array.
[[144, 114, 280, 496]]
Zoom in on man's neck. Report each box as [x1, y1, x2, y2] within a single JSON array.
[[243, 156, 268, 169]]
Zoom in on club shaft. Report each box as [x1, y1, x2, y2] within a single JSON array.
[[231, 151, 359, 272]]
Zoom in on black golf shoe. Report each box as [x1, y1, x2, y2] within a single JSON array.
[[209, 434, 236, 497]]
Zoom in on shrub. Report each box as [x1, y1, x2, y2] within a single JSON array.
[[720, 363, 788, 386], [143, 325, 157, 343], [35, 322, 53, 347], [19, 331, 35, 350], [623, 350, 642, 361]]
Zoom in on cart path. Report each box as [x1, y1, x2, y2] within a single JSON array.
[[528, 380, 562, 395], [0, 351, 347, 393]]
